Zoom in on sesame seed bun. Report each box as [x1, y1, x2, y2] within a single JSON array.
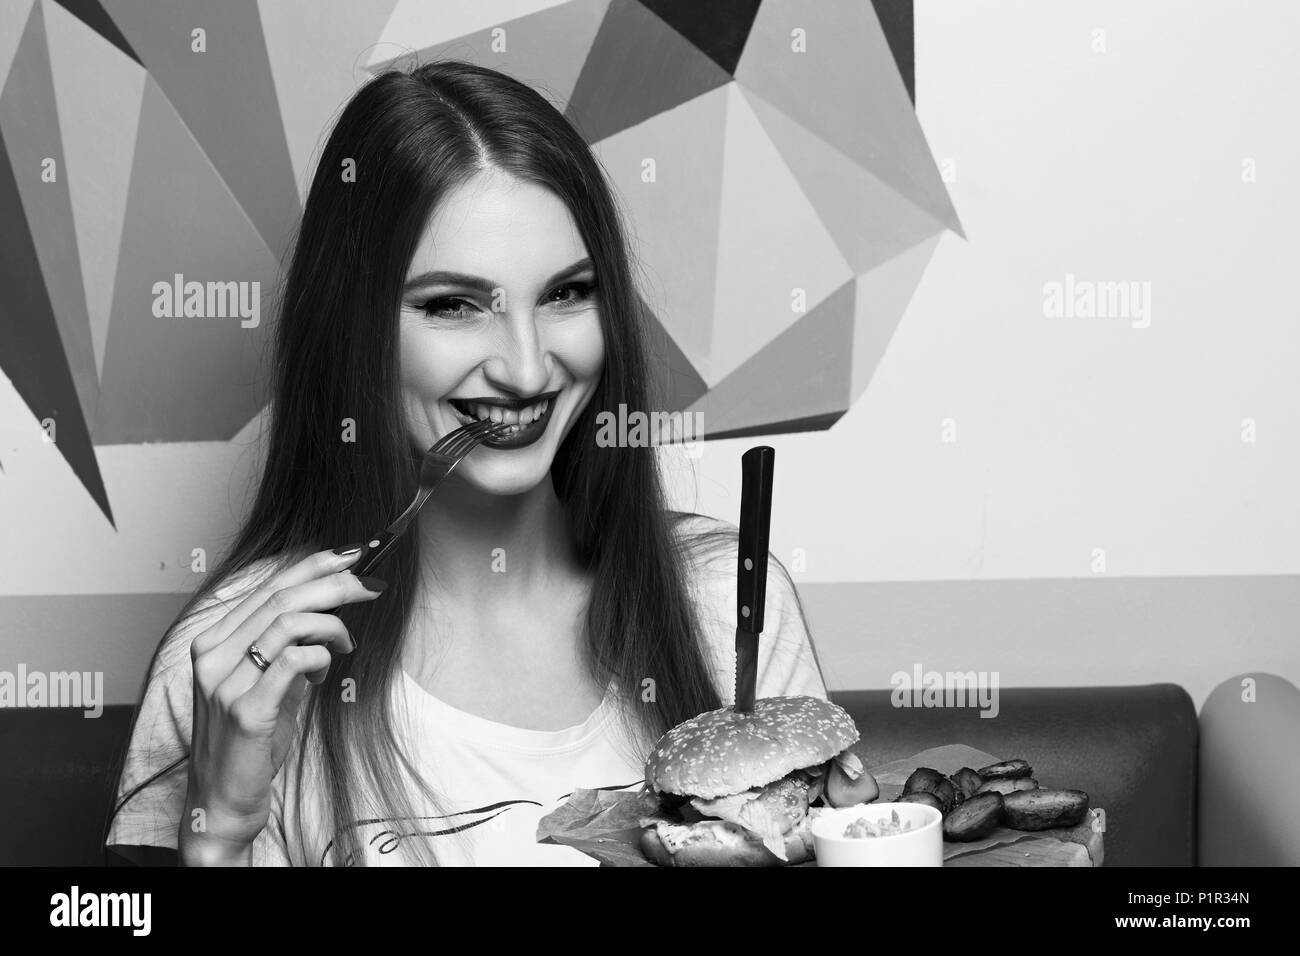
[[645, 695, 859, 800]]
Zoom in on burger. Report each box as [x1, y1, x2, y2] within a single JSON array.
[[638, 695, 866, 866]]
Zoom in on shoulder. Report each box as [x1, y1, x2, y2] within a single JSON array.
[[668, 511, 825, 701], [669, 510, 797, 607], [670, 511, 736, 573]]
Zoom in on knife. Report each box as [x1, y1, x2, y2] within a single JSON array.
[[734, 446, 775, 713]]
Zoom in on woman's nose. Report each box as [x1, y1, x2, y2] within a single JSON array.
[[482, 316, 550, 395]]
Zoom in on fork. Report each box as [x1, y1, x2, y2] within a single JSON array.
[[341, 418, 510, 582]]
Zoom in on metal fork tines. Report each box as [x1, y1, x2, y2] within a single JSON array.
[[351, 419, 510, 577]]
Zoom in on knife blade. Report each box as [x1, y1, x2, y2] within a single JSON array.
[[734, 446, 775, 713]]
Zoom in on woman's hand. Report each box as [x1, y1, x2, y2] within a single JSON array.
[[179, 546, 386, 865]]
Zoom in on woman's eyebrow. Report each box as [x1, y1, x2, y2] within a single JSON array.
[[402, 257, 593, 295]]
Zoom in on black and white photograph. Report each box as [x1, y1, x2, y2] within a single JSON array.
[[0, 0, 1293, 934]]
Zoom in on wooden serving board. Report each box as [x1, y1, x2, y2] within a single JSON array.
[[535, 744, 1104, 866], [865, 744, 1104, 867]]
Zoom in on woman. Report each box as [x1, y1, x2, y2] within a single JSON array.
[[107, 60, 827, 866]]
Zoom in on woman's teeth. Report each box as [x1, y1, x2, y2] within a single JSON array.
[[456, 400, 550, 432]]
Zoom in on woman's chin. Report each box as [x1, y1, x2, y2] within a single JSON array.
[[452, 453, 554, 497]]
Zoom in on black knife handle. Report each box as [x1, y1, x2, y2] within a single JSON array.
[[737, 446, 775, 634], [349, 529, 399, 579], [324, 529, 398, 634]]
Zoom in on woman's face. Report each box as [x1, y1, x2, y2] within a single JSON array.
[[398, 169, 605, 496]]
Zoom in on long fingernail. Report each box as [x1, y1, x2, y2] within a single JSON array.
[[358, 576, 388, 593], [333, 543, 364, 557]]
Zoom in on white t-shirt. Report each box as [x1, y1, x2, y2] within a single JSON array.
[[107, 514, 828, 866]]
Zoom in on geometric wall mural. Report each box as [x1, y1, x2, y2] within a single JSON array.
[[369, 0, 962, 440], [0, 0, 959, 526]]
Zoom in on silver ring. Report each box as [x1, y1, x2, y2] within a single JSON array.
[[246, 643, 272, 672]]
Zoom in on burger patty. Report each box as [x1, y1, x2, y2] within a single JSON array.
[[657, 790, 693, 815]]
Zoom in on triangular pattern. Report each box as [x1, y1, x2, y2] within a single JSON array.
[[637, 0, 761, 75], [591, 83, 728, 382], [710, 83, 851, 385], [689, 277, 857, 436], [0, 1, 98, 428], [735, 0, 962, 237], [258, 0, 399, 193], [1, 0, 956, 525], [51, 0, 140, 65], [230, 404, 271, 450], [366, 0, 609, 113], [850, 235, 942, 397], [0, 0, 36, 89], [564, 0, 731, 143], [869, 0, 915, 103], [101, 0, 301, 262], [641, 295, 707, 414], [45, 0, 147, 381], [368, 0, 572, 66], [703, 411, 842, 442], [0, 129, 114, 525], [94, 76, 279, 444], [743, 85, 945, 275]]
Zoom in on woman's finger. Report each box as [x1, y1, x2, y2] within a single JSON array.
[[190, 546, 366, 658], [209, 571, 383, 688], [217, 610, 356, 699], [228, 644, 334, 733]]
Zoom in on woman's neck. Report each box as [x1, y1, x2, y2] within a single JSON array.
[[404, 475, 599, 701], [413, 474, 585, 603]]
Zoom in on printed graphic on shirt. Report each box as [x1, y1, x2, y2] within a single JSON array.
[[318, 781, 643, 866]]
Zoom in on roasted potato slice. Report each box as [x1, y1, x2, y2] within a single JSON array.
[[1001, 789, 1090, 831], [943, 792, 1004, 842], [930, 778, 957, 813], [950, 767, 984, 799], [895, 791, 945, 813], [975, 776, 1038, 796], [976, 759, 1033, 780], [903, 767, 947, 795]]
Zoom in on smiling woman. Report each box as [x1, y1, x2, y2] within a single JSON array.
[[105, 59, 827, 867], [397, 172, 605, 463]]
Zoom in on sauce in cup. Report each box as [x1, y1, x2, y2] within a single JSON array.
[[812, 802, 943, 866]]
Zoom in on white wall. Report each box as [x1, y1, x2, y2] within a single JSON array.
[[664, 0, 1300, 585]]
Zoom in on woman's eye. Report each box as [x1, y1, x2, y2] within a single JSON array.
[[547, 281, 596, 309], [419, 282, 595, 319], [421, 297, 477, 320]]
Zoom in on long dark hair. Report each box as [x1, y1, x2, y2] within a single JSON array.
[[115, 60, 731, 865]]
